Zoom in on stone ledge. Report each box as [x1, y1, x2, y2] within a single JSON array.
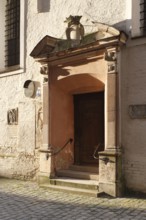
[[0, 154, 16, 158], [39, 149, 52, 153], [98, 149, 121, 156]]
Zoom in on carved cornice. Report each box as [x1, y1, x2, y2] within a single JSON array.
[[30, 27, 127, 61]]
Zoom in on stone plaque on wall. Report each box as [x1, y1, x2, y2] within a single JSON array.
[[129, 105, 146, 119], [7, 108, 18, 125]]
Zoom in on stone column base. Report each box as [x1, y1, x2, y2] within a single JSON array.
[[38, 148, 55, 184], [98, 149, 123, 197]]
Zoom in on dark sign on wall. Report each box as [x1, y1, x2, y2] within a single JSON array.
[[129, 105, 146, 119]]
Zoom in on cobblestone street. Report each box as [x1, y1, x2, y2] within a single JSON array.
[[0, 178, 146, 220]]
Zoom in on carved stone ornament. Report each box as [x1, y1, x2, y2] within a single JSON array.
[[129, 105, 146, 119], [40, 65, 48, 75], [108, 63, 116, 73], [105, 51, 117, 61], [43, 77, 48, 83], [7, 108, 18, 125], [64, 15, 84, 40], [105, 49, 117, 73]]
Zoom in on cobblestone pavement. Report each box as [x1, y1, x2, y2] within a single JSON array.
[[0, 179, 146, 220]]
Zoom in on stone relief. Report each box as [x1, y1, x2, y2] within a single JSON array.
[[40, 65, 48, 75], [105, 51, 117, 61], [43, 77, 48, 83], [37, 107, 43, 131], [105, 50, 117, 74], [7, 108, 18, 125], [36, 106, 43, 149], [108, 63, 116, 73]]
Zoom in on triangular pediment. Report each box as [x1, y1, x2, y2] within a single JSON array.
[[30, 23, 127, 59], [30, 35, 59, 58]]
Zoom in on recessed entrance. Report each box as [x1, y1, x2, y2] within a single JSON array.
[[74, 92, 104, 165]]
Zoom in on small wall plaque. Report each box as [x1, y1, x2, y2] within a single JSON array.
[[129, 105, 146, 119], [7, 108, 18, 125]]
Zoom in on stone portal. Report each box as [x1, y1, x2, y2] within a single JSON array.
[[30, 22, 127, 197]]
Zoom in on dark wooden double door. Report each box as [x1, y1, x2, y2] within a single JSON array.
[[74, 92, 104, 165]]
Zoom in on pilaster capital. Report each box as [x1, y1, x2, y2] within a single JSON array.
[[40, 65, 49, 75], [105, 50, 117, 62], [105, 48, 118, 74]]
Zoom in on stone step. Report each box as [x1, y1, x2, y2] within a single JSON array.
[[40, 184, 99, 197], [49, 177, 99, 190], [56, 169, 99, 180], [69, 165, 99, 173]]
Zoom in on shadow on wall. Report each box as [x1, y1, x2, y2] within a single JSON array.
[[50, 56, 102, 82], [55, 74, 105, 94]]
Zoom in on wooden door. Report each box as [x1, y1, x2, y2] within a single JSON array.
[[74, 92, 104, 165]]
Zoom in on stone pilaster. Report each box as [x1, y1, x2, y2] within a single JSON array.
[[39, 65, 55, 184], [98, 149, 122, 197], [105, 47, 117, 150], [98, 47, 123, 197]]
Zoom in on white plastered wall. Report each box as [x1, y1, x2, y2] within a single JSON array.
[[121, 41, 146, 193], [131, 0, 141, 37]]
